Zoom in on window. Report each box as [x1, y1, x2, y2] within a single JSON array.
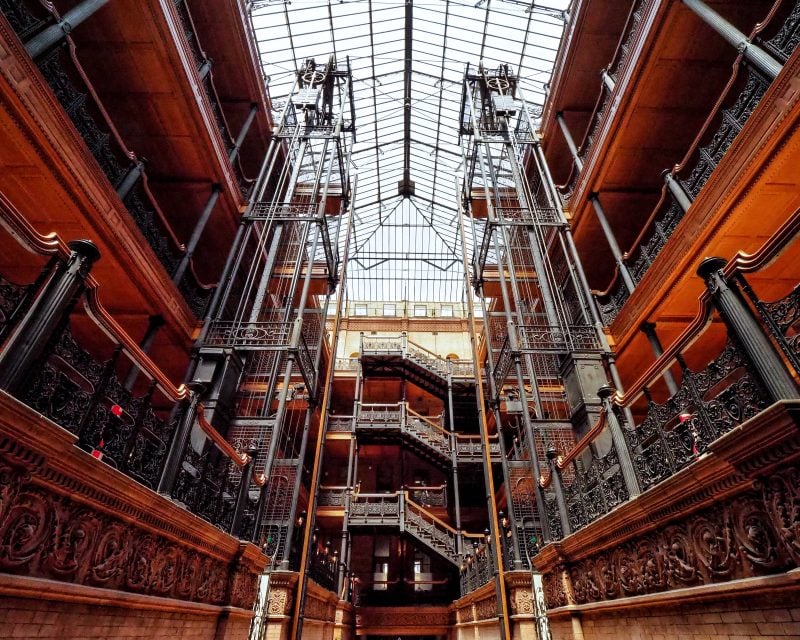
[[414, 305, 427, 317], [382, 303, 396, 316], [440, 305, 454, 317], [413, 551, 432, 592], [355, 304, 368, 316], [373, 537, 390, 591]]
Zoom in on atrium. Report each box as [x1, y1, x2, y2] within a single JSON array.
[[0, 1, 799, 639]]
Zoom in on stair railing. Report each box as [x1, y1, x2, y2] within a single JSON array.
[[403, 493, 461, 564], [403, 404, 449, 454]]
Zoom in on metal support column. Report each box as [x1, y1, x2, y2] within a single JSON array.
[[25, 0, 111, 58], [601, 68, 616, 93], [598, 386, 640, 497], [173, 184, 223, 285], [116, 161, 145, 201], [663, 170, 693, 214], [157, 382, 204, 495], [639, 321, 679, 396], [556, 112, 584, 172], [682, 0, 782, 80], [0, 240, 100, 392], [697, 258, 799, 400], [229, 103, 259, 164], [198, 57, 214, 80], [123, 314, 165, 391], [546, 447, 571, 538], [231, 444, 259, 537], [589, 193, 636, 294]]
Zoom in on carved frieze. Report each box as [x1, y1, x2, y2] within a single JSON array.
[[543, 465, 800, 608], [474, 595, 497, 621], [356, 606, 450, 629], [0, 444, 263, 610]]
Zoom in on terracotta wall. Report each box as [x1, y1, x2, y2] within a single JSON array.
[[0, 596, 251, 640], [549, 589, 800, 640]]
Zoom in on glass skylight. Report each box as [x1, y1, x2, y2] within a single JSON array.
[[250, 0, 569, 302]]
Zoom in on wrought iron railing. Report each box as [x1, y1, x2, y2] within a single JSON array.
[[318, 485, 349, 507], [307, 542, 338, 592], [334, 357, 359, 371], [739, 278, 800, 377], [561, 440, 628, 532], [0, 271, 40, 342], [407, 484, 448, 508], [0, 209, 257, 538], [23, 322, 180, 489], [172, 0, 254, 198], [404, 496, 460, 565], [327, 415, 354, 432], [516, 324, 601, 353], [348, 492, 401, 524], [592, 3, 799, 326], [0, 2, 216, 317], [543, 207, 800, 539], [455, 434, 501, 459], [492, 335, 513, 398], [355, 402, 452, 459], [205, 321, 295, 349], [459, 543, 493, 595]]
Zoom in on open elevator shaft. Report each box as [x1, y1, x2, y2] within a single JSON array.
[[459, 63, 610, 559], [187, 56, 354, 580]]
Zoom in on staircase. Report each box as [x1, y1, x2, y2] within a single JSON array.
[[359, 335, 475, 400], [348, 491, 477, 566], [403, 496, 461, 565], [356, 403, 452, 463]]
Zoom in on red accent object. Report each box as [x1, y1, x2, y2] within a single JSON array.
[[110, 404, 123, 417], [678, 412, 692, 423]]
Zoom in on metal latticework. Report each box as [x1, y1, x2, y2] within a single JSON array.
[[196, 56, 355, 562], [460, 63, 608, 553]]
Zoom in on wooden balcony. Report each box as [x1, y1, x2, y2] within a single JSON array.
[[540, 0, 632, 184], [605, 37, 800, 386], [542, 0, 776, 288], [48, 0, 271, 282]]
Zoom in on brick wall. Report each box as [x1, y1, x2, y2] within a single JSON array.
[[0, 596, 251, 640], [549, 591, 800, 640]]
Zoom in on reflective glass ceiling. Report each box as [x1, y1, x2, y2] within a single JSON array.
[[250, 0, 569, 302]]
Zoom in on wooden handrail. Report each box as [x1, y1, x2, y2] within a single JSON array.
[[196, 403, 249, 467], [360, 402, 403, 409], [615, 204, 800, 407], [406, 336, 445, 362], [0, 192, 189, 401], [0, 193, 68, 257], [615, 295, 714, 407], [405, 405, 449, 436], [556, 409, 607, 470], [83, 286, 189, 401], [726, 205, 800, 276], [403, 493, 486, 542], [406, 483, 447, 492], [405, 494, 460, 536]]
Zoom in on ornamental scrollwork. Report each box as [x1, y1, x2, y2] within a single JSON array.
[[541, 464, 800, 609], [0, 452, 259, 608]]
